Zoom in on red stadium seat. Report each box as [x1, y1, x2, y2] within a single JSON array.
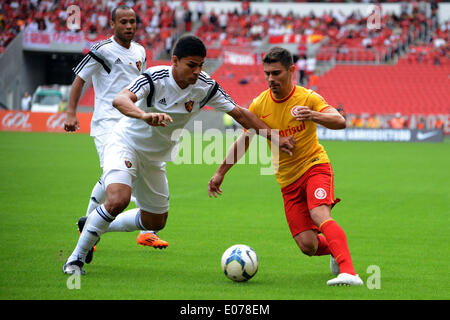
[[317, 63, 450, 116]]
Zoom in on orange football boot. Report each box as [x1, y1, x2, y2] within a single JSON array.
[[137, 232, 169, 249]]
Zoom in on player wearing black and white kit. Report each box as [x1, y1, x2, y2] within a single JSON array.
[[102, 66, 236, 214], [64, 6, 168, 263], [63, 35, 296, 275], [73, 36, 146, 168]]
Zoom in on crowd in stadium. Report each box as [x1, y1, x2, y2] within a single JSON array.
[[0, 0, 448, 133], [347, 113, 445, 130], [0, 1, 447, 56], [0, 0, 186, 54]]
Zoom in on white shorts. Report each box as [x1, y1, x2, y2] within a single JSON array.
[[102, 141, 169, 214], [93, 132, 110, 168]]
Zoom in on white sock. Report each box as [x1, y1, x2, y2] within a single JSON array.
[[67, 205, 114, 263], [106, 208, 145, 232], [106, 209, 159, 235], [86, 179, 106, 216], [139, 230, 156, 234]]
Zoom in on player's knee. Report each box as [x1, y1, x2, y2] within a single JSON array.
[[105, 183, 131, 215], [299, 242, 317, 256], [104, 195, 130, 216], [294, 231, 318, 256]]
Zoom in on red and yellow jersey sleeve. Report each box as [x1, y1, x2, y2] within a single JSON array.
[[248, 85, 331, 188]]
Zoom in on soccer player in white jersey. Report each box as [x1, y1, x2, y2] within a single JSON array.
[[63, 35, 295, 275], [64, 5, 168, 259]]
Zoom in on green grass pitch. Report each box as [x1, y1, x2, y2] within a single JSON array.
[[0, 131, 449, 300]]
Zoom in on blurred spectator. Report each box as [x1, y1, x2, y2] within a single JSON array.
[[417, 116, 426, 130], [366, 114, 381, 128], [434, 118, 444, 130], [350, 114, 364, 128], [196, 1, 204, 21], [296, 54, 307, 86], [184, 8, 192, 32], [21, 92, 31, 111], [241, 1, 250, 16], [390, 113, 406, 129], [306, 55, 316, 78], [165, 35, 172, 56], [308, 73, 319, 91]]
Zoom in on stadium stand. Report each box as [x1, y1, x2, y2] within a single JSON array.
[[211, 63, 267, 108], [317, 63, 450, 116], [0, 0, 183, 56], [1, 1, 448, 133]]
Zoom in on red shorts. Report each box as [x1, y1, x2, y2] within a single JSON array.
[[281, 163, 340, 237]]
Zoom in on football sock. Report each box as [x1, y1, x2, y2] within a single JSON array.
[[319, 219, 356, 275], [106, 208, 144, 232], [139, 230, 156, 234], [67, 205, 114, 263], [314, 234, 331, 256], [85, 179, 106, 216]]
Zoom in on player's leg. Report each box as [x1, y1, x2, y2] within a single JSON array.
[[103, 160, 169, 248], [293, 229, 330, 257], [134, 160, 170, 248], [63, 181, 130, 274], [293, 230, 318, 256], [310, 206, 362, 286], [85, 178, 106, 216], [85, 134, 109, 216], [85, 134, 140, 215], [282, 172, 329, 257], [306, 164, 363, 286], [63, 141, 135, 274]]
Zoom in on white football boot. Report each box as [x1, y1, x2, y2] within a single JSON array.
[[63, 260, 86, 275], [327, 273, 364, 286]]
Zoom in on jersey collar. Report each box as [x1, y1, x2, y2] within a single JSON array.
[[270, 84, 296, 103]]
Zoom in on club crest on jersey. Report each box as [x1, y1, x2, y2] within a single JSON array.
[[124, 159, 132, 168], [314, 188, 327, 200], [184, 99, 194, 112], [135, 60, 142, 72], [291, 105, 306, 117]]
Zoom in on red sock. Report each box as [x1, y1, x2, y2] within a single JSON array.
[[314, 234, 331, 256], [320, 219, 356, 275]]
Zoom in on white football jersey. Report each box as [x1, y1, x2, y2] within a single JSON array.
[[112, 65, 237, 162], [73, 36, 146, 137]]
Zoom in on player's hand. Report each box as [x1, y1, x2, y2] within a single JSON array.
[[208, 173, 224, 198], [294, 106, 315, 122], [64, 112, 80, 132], [142, 113, 173, 127], [278, 135, 295, 156]]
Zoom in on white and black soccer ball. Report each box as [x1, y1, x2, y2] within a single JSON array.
[[221, 244, 258, 282]]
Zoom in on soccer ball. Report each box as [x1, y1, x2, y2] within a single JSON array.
[[221, 244, 258, 282]]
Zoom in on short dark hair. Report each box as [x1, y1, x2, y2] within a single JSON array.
[[262, 47, 294, 70], [172, 35, 207, 59], [111, 5, 134, 22]]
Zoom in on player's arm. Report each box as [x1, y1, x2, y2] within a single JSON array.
[[112, 89, 173, 127], [208, 131, 253, 198], [65, 48, 104, 132], [294, 106, 346, 129], [228, 106, 295, 155], [64, 75, 85, 132]]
